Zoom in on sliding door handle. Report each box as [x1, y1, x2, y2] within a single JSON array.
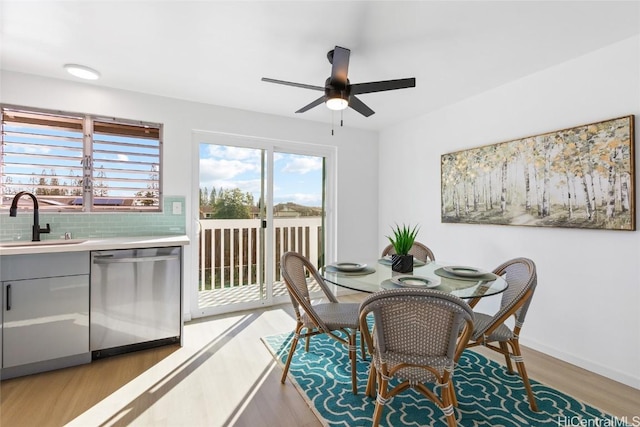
[[6, 284, 11, 311]]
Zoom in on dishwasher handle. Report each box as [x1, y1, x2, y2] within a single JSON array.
[[93, 254, 180, 264]]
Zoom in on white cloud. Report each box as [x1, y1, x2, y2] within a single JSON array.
[[205, 145, 261, 161], [21, 145, 51, 154], [199, 157, 259, 181], [281, 156, 322, 174]]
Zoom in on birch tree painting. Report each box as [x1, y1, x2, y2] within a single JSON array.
[[441, 116, 635, 230]]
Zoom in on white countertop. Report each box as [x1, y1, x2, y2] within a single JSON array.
[[0, 235, 190, 256]]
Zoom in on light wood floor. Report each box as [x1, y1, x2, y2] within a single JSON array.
[[2, 294, 639, 427]]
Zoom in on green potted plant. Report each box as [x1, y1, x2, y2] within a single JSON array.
[[386, 223, 419, 273]]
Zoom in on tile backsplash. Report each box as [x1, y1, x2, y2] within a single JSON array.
[[0, 196, 186, 242]]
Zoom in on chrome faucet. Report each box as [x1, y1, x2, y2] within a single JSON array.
[[9, 191, 51, 241]]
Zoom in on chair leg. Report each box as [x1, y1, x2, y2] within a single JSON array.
[[349, 331, 357, 394], [365, 364, 377, 398], [360, 331, 367, 360], [500, 341, 514, 374], [448, 378, 458, 407], [509, 339, 538, 412], [371, 375, 388, 427], [305, 335, 310, 352], [441, 381, 458, 427], [281, 324, 302, 384]]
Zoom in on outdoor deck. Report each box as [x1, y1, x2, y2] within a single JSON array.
[[198, 281, 286, 308], [198, 217, 323, 308], [197, 279, 323, 308]]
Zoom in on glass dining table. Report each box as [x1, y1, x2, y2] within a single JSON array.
[[321, 258, 508, 299]]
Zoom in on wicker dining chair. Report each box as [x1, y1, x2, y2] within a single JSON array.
[[279, 251, 362, 394], [381, 241, 436, 263], [359, 288, 474, 427], [465, 257, 539, 411]]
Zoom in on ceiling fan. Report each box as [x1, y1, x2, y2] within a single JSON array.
[[261, 46, 416, 117]]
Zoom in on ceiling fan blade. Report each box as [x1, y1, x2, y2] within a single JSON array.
[[349, 96, 375, 117], [295, 96, 326, 113], [350, 78, 416, 95], [261, 77, 324, 91], [330, 46, 350, 86]]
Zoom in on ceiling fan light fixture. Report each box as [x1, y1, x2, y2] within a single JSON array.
[[326, 96, 348, 111], [262, 45, 415, 120], [64, 63, 101, 80]]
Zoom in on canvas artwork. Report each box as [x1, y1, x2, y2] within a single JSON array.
[[441, 115, 635, 231]]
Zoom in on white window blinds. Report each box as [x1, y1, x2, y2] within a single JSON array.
[[1, 105, 162, 212]]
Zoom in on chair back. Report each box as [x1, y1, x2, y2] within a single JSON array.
[[381, 241, 436, 262], [495, 257, 537, 324], [359, 289, 473, 362], [473, 257, 537, 339], [280, 251, 337, 329]]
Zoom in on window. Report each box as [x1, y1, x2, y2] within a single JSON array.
[[0, 105, 162, 212]]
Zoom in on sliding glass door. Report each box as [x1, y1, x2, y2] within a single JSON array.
[[196, 144, 267, 314], [193, 133, 333, 317], [271, 150, 326, 299]]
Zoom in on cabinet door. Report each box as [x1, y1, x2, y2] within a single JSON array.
[[3, 275, 89, 368]]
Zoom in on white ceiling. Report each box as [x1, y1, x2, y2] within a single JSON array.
[[1, 1, 639, 131]]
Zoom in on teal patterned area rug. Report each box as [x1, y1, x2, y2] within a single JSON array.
[[262, 331, 630, 427]]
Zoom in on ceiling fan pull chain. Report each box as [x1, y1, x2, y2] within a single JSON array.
[[340, 109, 344, 127], [331, 111, 335, 136]]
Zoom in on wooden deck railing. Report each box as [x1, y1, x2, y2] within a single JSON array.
[[198, 217, 322, 290]]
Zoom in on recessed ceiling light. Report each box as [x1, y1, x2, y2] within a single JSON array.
[[64, 64, 100, 80]]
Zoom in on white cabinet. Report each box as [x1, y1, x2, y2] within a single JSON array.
[[1, 252, 90, 377], [3, 275, 89, 367]]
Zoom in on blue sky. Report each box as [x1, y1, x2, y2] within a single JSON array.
[[199, 144, 323, 207]]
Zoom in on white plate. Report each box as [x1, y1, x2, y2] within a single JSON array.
[[332, 262, 367, 272], [390, 275, 438, 288], [442, 266, 486, 278]]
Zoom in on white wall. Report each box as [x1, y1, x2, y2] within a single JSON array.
[[0, 71, 379, 317], [379, 35, 640, 389]]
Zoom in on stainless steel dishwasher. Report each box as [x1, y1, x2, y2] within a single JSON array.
[[90, 246, 181, 358]]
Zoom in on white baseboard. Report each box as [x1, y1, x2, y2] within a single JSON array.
[[522, 337, 640, 390]]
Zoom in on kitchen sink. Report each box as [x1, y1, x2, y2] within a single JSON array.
[[0, 238, 88, 248]]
